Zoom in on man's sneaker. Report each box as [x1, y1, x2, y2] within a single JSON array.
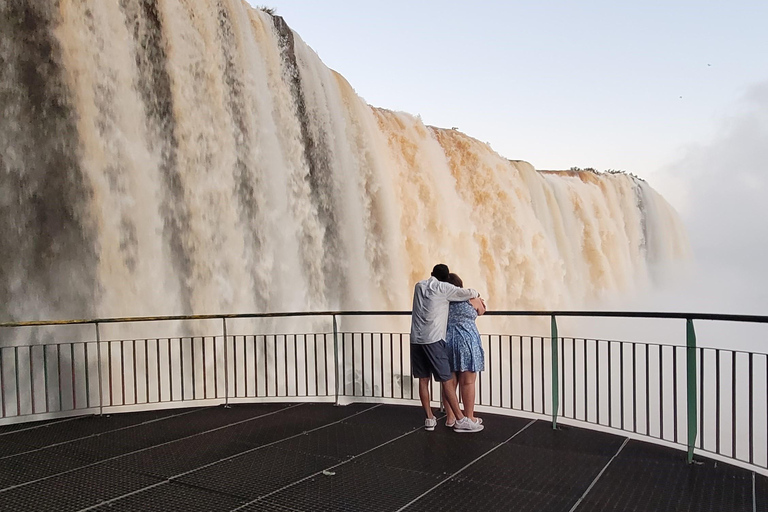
[[425, 417, 437, 431], [454, 417, 484, 433]]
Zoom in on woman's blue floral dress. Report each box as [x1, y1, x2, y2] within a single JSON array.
[[445, 301, 484, 372]]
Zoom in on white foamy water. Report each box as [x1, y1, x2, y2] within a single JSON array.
[[0, 0, 689, 326]]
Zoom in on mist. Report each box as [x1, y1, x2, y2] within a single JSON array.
[[585, 81, 768, 352]]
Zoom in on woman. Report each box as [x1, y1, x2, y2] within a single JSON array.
[[444, 272, 486, 427]]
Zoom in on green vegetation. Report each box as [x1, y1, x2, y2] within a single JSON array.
[[256, 6, 276, 15]]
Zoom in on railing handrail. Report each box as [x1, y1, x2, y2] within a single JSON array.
[[2, 309, 768, 474], [2, 309, 767, 329]]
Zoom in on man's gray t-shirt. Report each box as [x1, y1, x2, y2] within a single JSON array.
[[410, 276, 478, 345]]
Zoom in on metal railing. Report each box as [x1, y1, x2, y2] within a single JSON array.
[[1, 310, 767, 474]]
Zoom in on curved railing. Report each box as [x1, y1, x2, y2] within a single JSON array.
[[1, 310, 767, 475]]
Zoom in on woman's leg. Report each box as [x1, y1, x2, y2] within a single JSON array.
[[445, 372, 462, 425], [459, 371, 477, 420]]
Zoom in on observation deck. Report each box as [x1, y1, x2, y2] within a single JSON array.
[[0, 402, 762, 511], [1, 310, 767, 510]]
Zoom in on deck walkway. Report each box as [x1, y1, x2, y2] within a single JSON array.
[[0, 403, 763, 511]]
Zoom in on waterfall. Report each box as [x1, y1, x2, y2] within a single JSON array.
[[0, 0, 689, 323]]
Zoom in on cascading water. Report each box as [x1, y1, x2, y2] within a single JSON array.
[[0, 0, 689, 325]]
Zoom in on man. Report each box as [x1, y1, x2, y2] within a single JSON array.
[[410, 264, 484, 433]]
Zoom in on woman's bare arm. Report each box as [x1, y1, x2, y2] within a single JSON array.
[[469, 297, 486, 316]]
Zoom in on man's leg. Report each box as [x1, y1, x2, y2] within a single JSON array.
[[419, 377, 434, 419]]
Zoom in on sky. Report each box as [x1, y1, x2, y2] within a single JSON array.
[[246, 0, 768, 316]]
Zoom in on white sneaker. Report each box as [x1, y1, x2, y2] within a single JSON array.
[[425, 417, 437, 431], [454, 417, 484, 433]]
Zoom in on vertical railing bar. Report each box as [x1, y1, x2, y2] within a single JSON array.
[[355, 333, 360, 397], [551, 316, 558, 427], [645, 343, 650, 435], [342, 332, 347, 399], [620, 341, 625, 431], [608, 341, 612, 428], [145, 339, 150, 404], [213, 334, 219, 399], [120, 340, 126, 406], [686, 318, 698, 464], [243, 336, 248, 398], [314, 334, 319, 397], [290, 334, 296, 397], [29, 345, 35, 414], [673, 345, 678, 444], [583, 339, 588, 422], [390, 334, 394, 399], [176, 339, 181, 402], [632, 342, 637, 434], [283, 334, 289, 397], [529, 336, 534, 412], [400, 334, 405, 400], [274, 335, 280, 397], [749, 352, 754, 464], [380, 334, 384, 398], [697, 348, 706, 449], [254, 335, 259, 398], [15, 347, 21, 415], [716, 349, 721, 455], [132, 341, 138, 405], [273, 335, 278, 397], [233, 335, 238, 399], [84, 343, 91, 409], [732, 352, 737, 458], [265, 336, 271, 397], [191, 338, 196, 400], [222, 319, 229, 405], [496, 335, 501, 407], [540, 336, 545, 415], [660, 345, 664, 440], [571, 338, 576, 418], [332, 316, 340, 404], [478, 336, 484, 405], [44, 345, 50, 413], [0, 348, 5, 417], [519, 336, 524, 411], [200, 336, 208, 399], [167, 338, 173, 402], [155, 339, 161, 402], [370, 334, 375, 398], [489, 333, 493, 406], [95, 323, 103, 415], [596, 340, 600, 424], [109, 339, 114, 406], [323, 334, 329, 396], [57, 344, 63, 412], [510, 336, 514, 410], [128, 340, 136, 405], [304, 334, 309, 397], [368, 333, 372, 397]]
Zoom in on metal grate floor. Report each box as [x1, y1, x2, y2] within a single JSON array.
[[0, 403, 763, 511]]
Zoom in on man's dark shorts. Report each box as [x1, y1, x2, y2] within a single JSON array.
[[411, 340, 453, 382]]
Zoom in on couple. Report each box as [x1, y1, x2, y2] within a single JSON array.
[[410, 263, 486, 433]]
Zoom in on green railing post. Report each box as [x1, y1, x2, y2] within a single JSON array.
[[686, 317, 698, 464], [333, 314, 340, 405], [551, 314, 559, 429]]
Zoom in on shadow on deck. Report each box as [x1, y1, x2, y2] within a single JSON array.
[[0, 403, 763, 511]]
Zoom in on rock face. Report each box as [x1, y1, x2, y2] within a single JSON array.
[[0, 1, 689, 323]]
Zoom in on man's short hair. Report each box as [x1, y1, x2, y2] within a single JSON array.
[[431, 264, 450, 282]]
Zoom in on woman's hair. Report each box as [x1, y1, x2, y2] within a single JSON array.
[[447, 273, 463, 288]]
